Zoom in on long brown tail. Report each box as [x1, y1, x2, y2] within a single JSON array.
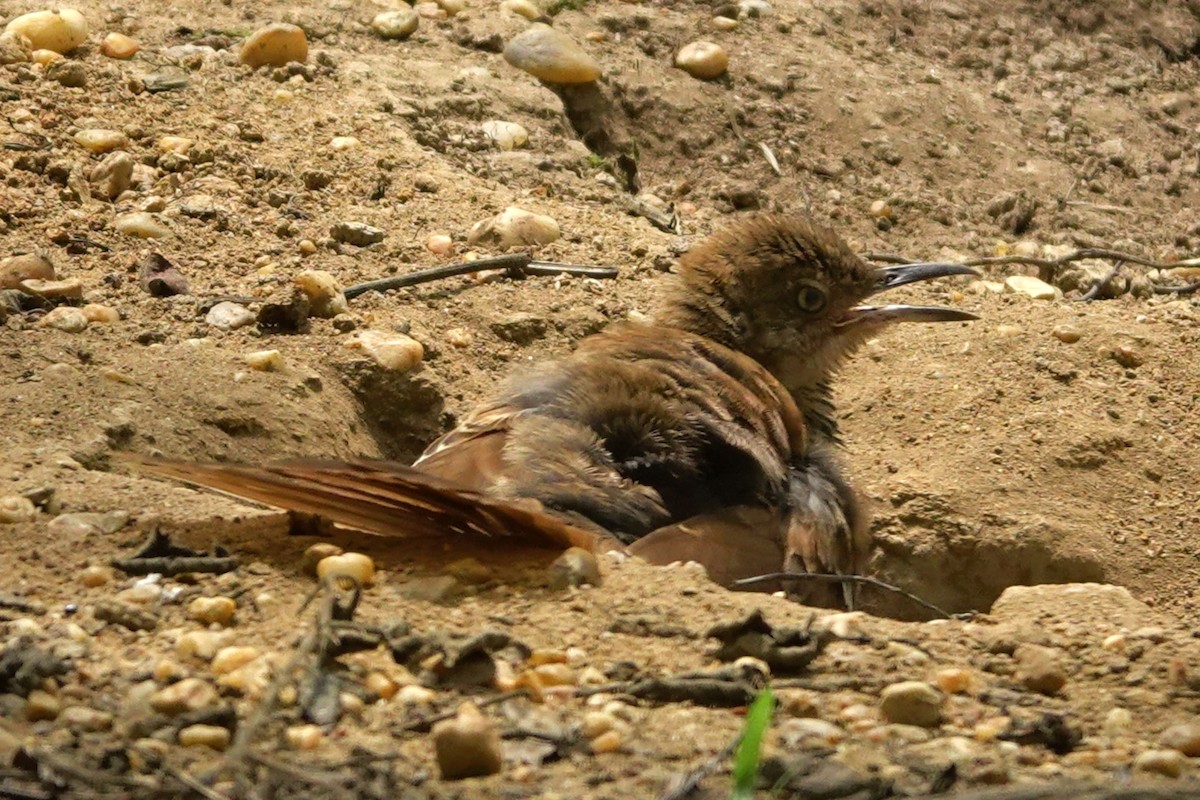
[[118, 454, 600, 551]]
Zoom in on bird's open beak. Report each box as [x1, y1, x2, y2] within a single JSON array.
[[837, 262, 980, 327]]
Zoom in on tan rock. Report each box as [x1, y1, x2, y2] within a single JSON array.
[[5, 9, 88, 54], [503, 23, 600, 84], [240, 23, 308, 68], [432, 703, 503, 779], [0, 253, 54, 289], [100, 32, 139, 58], [674, 41, 728, 80]]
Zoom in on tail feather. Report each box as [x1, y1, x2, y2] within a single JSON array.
[[118, 454, 600, 551]]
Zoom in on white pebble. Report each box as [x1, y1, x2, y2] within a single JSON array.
[[330, 136, 360, 151], [426, 234, 455, 256], [371, 9, 419, 40], [1005, 275, 1060, 300], [481, 120, 528, 151], [37, 306, 88, 333], [500, 0, 541, 19], [5, 9, 88, 54], [286, 724, 324, 749], [205, 301, 255, 331], [0, 496, 37, 524]]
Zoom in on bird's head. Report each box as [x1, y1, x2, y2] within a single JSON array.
[[658, 213, 978, 399]]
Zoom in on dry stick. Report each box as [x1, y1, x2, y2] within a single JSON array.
[[732, 572, 960, 619], [863, 248, 1200, 295], [1079, 262, 1124, 302], [343, 254, 619, 300], [657, 731, 742, 800], [164, 765, 233, 800]]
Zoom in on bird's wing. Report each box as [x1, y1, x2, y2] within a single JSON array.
[[626, 505, 786, 589], [118, 453, 600, 551], [412, 402, 524, 491]]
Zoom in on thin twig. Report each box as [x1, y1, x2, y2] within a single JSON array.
[[164, 764, 233, 800], [343, 255, 618, 300], [1079, 262, 1123, 301], [732, 572, 962, 619], [657, 731, 742, 800]]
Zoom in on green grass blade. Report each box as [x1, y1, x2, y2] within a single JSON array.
[[730, 687, 775, 800]]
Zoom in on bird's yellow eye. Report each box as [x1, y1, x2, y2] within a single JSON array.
[[796, 282, 828, 313]]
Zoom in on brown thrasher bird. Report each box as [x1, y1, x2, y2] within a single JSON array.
[[126, 214, 976, 608]]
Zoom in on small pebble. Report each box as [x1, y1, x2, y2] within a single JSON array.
[[178, 724, 231, 751], [330, 136, 360, 151], [712, 16, 739, 30], [879, 681, 943, 727], [100, 32, 139, 59], [176, 630, 235, 661], [20, 277, 82, 301], [82, 304, 120, 324], [90, 151, 134, 200], [1159, 721, 1200, 757], [1102, 633, 1126, 652], [25, 690, 61, 721], [591, 729, 623, 753], [397, 685, 437, 704], [1104, 708, 1134, 736], [869, 199, 893, 219], [286, 724, 324, 750], [31, 48, 60, 66], [58, 706, 113, 731], [294, 270, 348, 317], [158, 136, 193, 153], [74, 129, 128, 154], [533, 663, 577, 687], [240, 23, 308, 68], [78, 565, 113, 586], [115, 212, 170, 239], [5, 9, 88, 53], [1005, 275, 1059, 300], [481, 120, 528, 151], [445, 327, 472, 348], [995, 324, 1023, 338], [548, 547, 601, 589], [211, 646, 261, 675], [1134, 749, 1185, 778], [301, 543, 343, 576], [426, 234, 455, 256], [244, 349, 283, 371], [500, 0, 541, 20], [0, 253, 55, 289], [38, 306, 88, 333], [150, 678, 218, 715], [365, 672, 400, 700], [0, 496, 37, 524], [188, 596, 236, 626], [432, 702, 504, 780], [933, 668, 974, 695], [330, 221, 385, 246], [0, 31, 32, 65], [503, 23, 601, 84], [674, 41, 728, 80], [1110, 344, 1143, 369], [468, 206, 560, 248], [371, 9, 419, 40], [316, 552, 376, 585], [153, 660, 186, 682], [1052, 325, 1082, 344], [346, 330, 424, 373], [1014, 644, 1068, 695], [205, 301, 255, 331]]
